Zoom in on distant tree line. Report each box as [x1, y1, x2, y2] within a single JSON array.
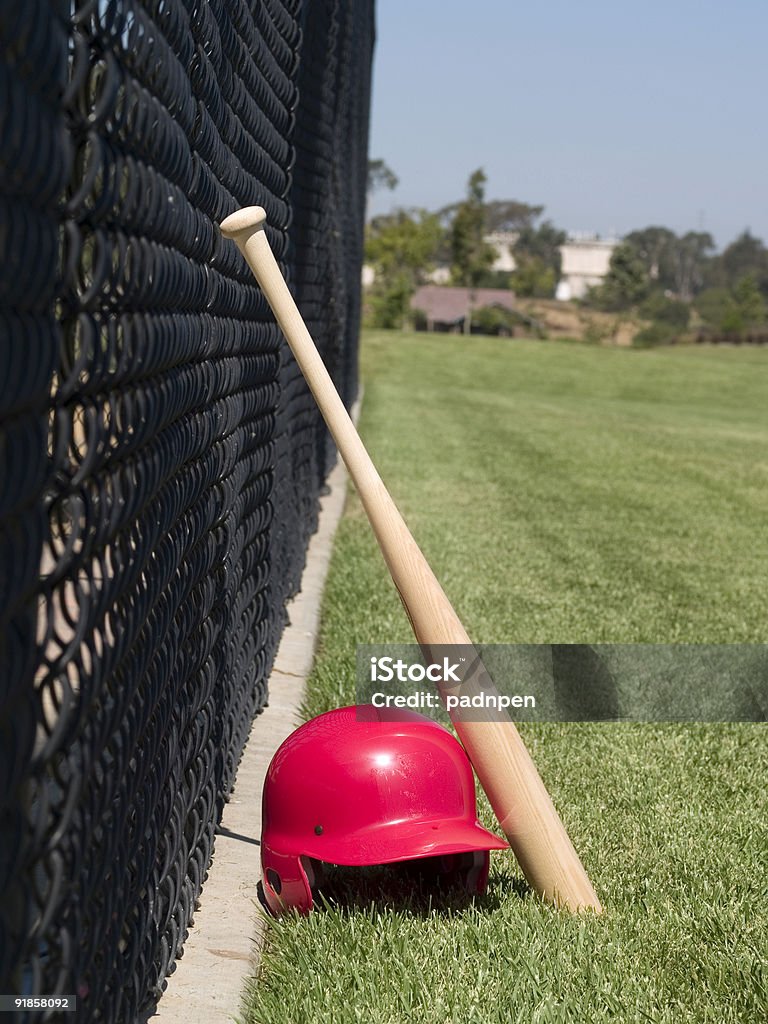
[[365, 164, 564, 328], [591, 226, 768, 344], [365, 161, 768, 340]]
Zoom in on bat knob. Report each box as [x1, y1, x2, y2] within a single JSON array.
[[220, 206, 268, 241]]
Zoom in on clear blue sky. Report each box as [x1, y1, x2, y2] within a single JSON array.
[[368, 0, 767, 250]]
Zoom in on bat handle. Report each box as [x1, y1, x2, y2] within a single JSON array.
[[221, 208, 388, 501]]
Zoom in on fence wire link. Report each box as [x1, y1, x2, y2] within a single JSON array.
[[0, 1, 374, 1019]]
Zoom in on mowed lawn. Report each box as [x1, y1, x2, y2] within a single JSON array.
[[242, 333, 767, 1024]]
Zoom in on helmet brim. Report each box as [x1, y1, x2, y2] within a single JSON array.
[[293, 818, 508, 867]]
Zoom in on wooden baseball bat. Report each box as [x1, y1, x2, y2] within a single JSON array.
[[220, 207, 602, 912]]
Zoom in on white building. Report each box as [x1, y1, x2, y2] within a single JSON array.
[[485, 231, 519, 273], [488, 231, 620, 301], [428, 233, 518, 284], [556, 235, 619, 300], [364, 230, 620, 301]]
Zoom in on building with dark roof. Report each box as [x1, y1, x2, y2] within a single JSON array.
[[410, 285, 517, 333]]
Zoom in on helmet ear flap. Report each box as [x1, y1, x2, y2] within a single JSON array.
[[260, 850, 315, 915]]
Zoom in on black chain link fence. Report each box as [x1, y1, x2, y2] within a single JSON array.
[[0, 1, 374, 1020]]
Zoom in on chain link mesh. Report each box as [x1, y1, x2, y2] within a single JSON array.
[[0, 1, 374, 1019]]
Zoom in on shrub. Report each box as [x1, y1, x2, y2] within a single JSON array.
[[471, 305, 515, 336], [632, 323, 678, 348], [639, 292, 691, 328], [411, 307, 428, 331], [581, 316, 611, 345]]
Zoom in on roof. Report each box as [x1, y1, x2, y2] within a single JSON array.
[[411, 285, 516, 323]]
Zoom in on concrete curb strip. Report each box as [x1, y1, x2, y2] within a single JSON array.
[[148, 435, 354, 1023]]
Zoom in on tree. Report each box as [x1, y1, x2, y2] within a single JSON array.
[[716, 231, 768, 297], [510, 257, 557, 298], [593, 243, 649, 310], [515, 220, 566, 270], [484, 199, 544, 233], [694, 287, 732, 330], [437, 181, 564, 298], [364, 209, 444, 328], [730, 274, 765, 327], [633, 290, 691, 347], [624, 226, 714, 300], [436, 197, 545, 237], [624, 226, 677, 289], [672, 231, 715, 302], [639, 291, 690, 330], [367, 159, 399, 196], [512, 220, 566, 296], [695, 275, 766, 334], [449, 169, 495, 288], [719, 275, 766, 333]]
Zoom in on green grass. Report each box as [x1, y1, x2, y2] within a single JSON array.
[[242, 333, 768, 1024]]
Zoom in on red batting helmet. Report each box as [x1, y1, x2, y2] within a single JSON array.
[[260, 704, 507, 915]]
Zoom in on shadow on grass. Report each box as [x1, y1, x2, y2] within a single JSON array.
[[258, 861, 532, 919]]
